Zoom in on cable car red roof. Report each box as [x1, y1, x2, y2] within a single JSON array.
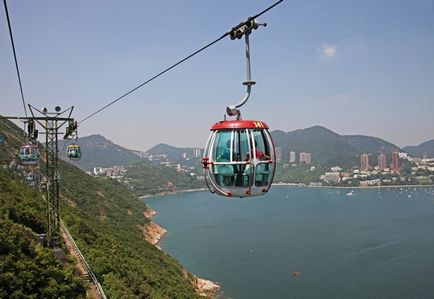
[[210, 120, 269, 131]]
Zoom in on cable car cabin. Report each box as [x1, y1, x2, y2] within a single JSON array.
[[19, 144, 40, 165], [26, 172, 38, 188], [202, 120, 276, 198], [0, 135, 6, 145], [66, 144, 81, 161]]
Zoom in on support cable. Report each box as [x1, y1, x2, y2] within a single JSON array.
[[78, 0, 283, 124], [3, 0, 28, 117]]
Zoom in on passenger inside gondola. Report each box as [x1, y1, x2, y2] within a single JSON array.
[[251, 133, 271, 187]]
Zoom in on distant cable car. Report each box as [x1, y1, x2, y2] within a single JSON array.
[[19, 143, 40, 165], [26, 172, 36, 181], [66, 144, 81, 161], [39, 178, 47, 190], [203, 120, 275, 197], [26, 172, 38, 188], [0, 134, 6, 145], [202, 19, 276, 197]]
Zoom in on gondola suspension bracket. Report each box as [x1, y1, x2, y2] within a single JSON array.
[[226, 19, 266, 119]]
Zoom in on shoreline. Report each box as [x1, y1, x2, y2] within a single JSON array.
[[140, 184, 434, 201], [139, 187, 207, 200], [143, 206, 221, 298], [272, 182, 434, 189]]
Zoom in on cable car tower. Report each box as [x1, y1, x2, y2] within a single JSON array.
[[1, 105, 78, 247], [202, 18, 277, 198]]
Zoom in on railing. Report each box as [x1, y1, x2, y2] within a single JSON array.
[[60, 221, 107, 299]]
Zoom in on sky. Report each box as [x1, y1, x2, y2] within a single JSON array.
[[1, 0, 434, 151]]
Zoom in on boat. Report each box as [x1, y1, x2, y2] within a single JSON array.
[[346, 190, 355, 197]]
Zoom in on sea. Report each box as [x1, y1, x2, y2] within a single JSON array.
[[145, 186, 434, 299]]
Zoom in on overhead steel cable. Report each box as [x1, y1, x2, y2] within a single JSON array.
[[79, 0, 283, 124], [3, 0, 28, 117], [79, 34, 227, 124]]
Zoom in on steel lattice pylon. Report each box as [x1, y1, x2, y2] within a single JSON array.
[[2, 105, 78, 247], [45, 118, 61, 246]]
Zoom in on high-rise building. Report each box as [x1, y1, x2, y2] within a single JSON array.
[[305, 153, 312, 165], [377, 153, 387, 170], [360, 153, 369, 171], [300, 152, 306, 163], [275, 147, 282, 163], [392, 151, 400, 171], [289, 150, 296, 163], [300, 152, 312, 164], [193, 148, 202, 158]]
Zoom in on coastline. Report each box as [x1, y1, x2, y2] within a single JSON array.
[[272, 182, 434, 189], [139, 187, 207, 200], [143, 206, 221, 298]]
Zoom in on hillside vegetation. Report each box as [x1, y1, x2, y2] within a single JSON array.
[[0, 119, 202, 298], [0, 168, 86, 298], [126, 161, 203, 196], [271, 126, 399, 167]]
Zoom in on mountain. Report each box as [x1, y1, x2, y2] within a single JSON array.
[[403, 139, 434, 158], [0, 119, 202, 298], [147, 143, 196, 159], [271, 126, 400, 167], [60, 134, 143, 170], [146, 143, 201, 168]]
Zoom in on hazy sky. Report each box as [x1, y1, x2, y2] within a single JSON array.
[[1, 0, 433, 151]]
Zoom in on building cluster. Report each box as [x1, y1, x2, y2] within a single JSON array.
[[320, 151, 434, 186], [89, 165, 127, 177], [275, 147, 312, 165], [360, 151, 402, 172]]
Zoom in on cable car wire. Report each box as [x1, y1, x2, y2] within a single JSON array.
[[78, 0, 283, 124], [3, 0, 28, 117]]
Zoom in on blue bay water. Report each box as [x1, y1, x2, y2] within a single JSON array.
[[145, 186, 434, 299]]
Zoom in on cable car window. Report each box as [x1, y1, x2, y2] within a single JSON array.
[[20, 147, 27, 156], [252, 130, 269, 160], [232, 130, 252, 187], [213, 131, 232, 162], [233, 130, 250, 161], [255, 163, 273, 187]]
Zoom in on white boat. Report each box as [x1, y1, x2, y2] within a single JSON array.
[[346, 190, 355, 196]]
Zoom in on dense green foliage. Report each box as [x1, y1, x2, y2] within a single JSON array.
[[59, 134, 143, 170], [60, 161, 201, 298], [274, 164, 326, 184], [0, 168, 86, 299], [1, 119, 202, 298], [126, 162, 203, 196]]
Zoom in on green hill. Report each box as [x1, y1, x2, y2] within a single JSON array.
[[271, 126, 400, 167], [403, 139, 434, 158], [125, 161, 203, 196], [146, 143, 202, 168], [0, 119, 202, 298], [59, 134, 143, 171]]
